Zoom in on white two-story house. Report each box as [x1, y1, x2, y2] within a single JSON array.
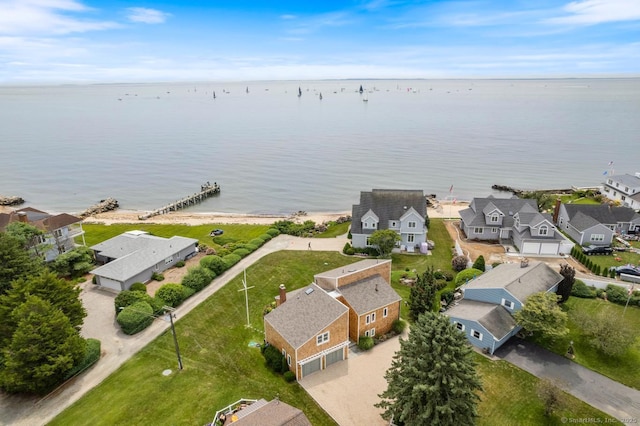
[[602, 173, 640, 210], [350, 189, 428, 251]]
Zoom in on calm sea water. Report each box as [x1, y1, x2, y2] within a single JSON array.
[[1, 79, 639, 215]]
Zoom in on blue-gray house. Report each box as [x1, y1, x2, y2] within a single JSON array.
[[446, 261, 563, 354]]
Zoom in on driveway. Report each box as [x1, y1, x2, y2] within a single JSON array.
[[496, 338, 640, 421]]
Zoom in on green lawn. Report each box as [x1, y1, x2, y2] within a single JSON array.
[[475, 355, 621, 425], [579, 249, 640, 272], [532, 298, 640, 390], [559, 195, 601, 205], [315, 221, 351, 238]]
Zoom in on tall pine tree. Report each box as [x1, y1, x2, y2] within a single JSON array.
[[408, 266, 437, 321], [0, 232, 44, 295], [376, 312, 483, 425]]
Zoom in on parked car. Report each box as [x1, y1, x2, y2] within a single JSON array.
[[582, 245, 613, 255], [210, 229, 224, 236], [614, 265, 640, 277]]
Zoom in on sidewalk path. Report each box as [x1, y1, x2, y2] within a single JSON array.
[[0, 234, 347, 426], [496, 338, 640, 421]]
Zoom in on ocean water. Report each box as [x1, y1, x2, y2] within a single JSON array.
[[1, 78, 639, 215]]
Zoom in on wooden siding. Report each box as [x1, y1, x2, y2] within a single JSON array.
[[358, 302, 400, 340], [264, 321, 296, 375], [296, 311, 349, 365], [336, 262, 391, 288]]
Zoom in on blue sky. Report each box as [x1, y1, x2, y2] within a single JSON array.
[[0, 0, 639, 83]]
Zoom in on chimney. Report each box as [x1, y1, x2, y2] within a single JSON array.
[[17, 212, 28, 223], [277, 284, 286, 306], [552, 199, 561, 224]]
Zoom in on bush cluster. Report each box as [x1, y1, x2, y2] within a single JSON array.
[[433, 270, 454, 281], [156, 283, 193, 307], [392, 319, 407, 334], [570, 280, 597, 298], [182, 266, 216, 292], [151, 272, 164, 281], [451, 255, 468, 272], [64, 338, 101, 380], [261, 344, 288, 374], [222, 253, 242, 268], [358, 336, 375, 350], [175, 260, 185, 268], [200, 255, 228, 275], [273, 220, 317, 236], [454, 268, 483, 285], [283, 371, 296, 382], [117, 301, 154, 335], [129, 282, 147, 292], [114, 290, 164, 315]]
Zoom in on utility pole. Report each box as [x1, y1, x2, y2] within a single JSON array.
[[238, 269, 255, 328], [164, 306, 183, 370]]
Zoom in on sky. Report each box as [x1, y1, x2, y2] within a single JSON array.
[[0, 0, 639, 83]]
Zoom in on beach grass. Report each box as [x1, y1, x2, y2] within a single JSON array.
[[531, 297, 640, 390]]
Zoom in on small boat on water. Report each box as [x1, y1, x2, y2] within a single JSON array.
[[319, 93, 323, 100], [298, 87, 302, 97]]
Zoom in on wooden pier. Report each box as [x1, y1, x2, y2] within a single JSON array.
[[138, 182, 220, 220]]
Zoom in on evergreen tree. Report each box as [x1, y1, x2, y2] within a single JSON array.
[[408, 267, 437, 321], [514, 292, 568, 339], [556, 264, 576, 303], [471, 255, 485, 272], [376, 312, 482, 425], [0, 296, 86, 394], [0, 232, 44, 295]]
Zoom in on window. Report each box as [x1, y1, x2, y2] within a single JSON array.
[[371, 312, 376, 323], [287, 354, 291, 366], [625, 186, 629, 192], [165, 256, 174, 265], [491, 227, 498, 233], [408, 221, 416, 228], [366, 237, 371, 246], [539, 225, 548, 236], [366, 313, 376, 324], [407, 234, 415, 243], [622, 195, 626, 201], [53, 229, 63, 238], [390, 221, 397, 228], [282, 348, 286, 356], [383, 307, 388, 318], [455, 322, 465, 331], [316, 332, 330, 345], [471, 330, 483, 340], [501, 299, 514, 310], [591, 234, 605, 242], [607, 179, 612, 185], [474, 227, 483, 234], [370, 328, 375, 337], [490, 215, 499, 223]]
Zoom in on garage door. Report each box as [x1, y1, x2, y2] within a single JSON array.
[[521, 242, 541, 254], [540, 243, 559, 255], [301, 358, 321, 378], [98, 277, 122, 291], [325, 348, 344, 367]]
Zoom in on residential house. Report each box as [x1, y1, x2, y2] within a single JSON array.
[[446, 261, 563, 354], [263, 259, 402, 380], [91, 231, 198, 292], [459, 196, 573, 255], [351, 189, 428, 252], [0, 207, 85, 262], [602, 173, 640, 210], [555, 202, 640, 246], [211, 398, 311, 426]]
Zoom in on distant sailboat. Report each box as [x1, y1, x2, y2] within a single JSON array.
[[246, 86, 249, 94], [298, 87, 302, 97], [213, 91, 216, 99], [319, 93, 323, 100], [359, 85, 364, 94]]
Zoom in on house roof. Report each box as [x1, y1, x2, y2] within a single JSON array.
[[314, 259, 391, 281], [461, 196, 538, 227], [231, 399, 311, 426], [563, 204, 640, 226], [446, 300, 517, 340], [264, 284, 348, 349], [90, 232, 198, 282], [351, 189, 426, 234], [606, 174, 640, 188], [463, 261, 562, 303], [338, 274, 401, 315], [0, 208, 82, 232]]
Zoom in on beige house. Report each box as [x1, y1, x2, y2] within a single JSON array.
[[263, 259, 401, 380]]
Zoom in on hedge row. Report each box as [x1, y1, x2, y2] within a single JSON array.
[[571, 281, 640, 307], [570, 246, 616, 278]]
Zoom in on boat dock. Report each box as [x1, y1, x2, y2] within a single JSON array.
[[138, 182, 220, 220]]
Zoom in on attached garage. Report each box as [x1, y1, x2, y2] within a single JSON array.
[[521, 241, 559, 255], [301, 358, 321, 378], [96, 277, 122, 292], [325, 348, 344, 367]]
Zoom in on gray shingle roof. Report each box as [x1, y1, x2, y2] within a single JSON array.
[[351, 189, 426, 234], [461, 196, 538, 228], [90, 233, 197, 281], [264, 284, 348, 349], [338, 275, 401, 315], [464, 261, 562, 303], [446, 300, 517, 340], [606, 174, 640, 189], [564, 204, 640, 226], [569, 211, 603, 231], [233, 399, 312, 426]]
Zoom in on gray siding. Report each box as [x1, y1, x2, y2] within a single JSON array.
[[450, 317, 521, 354], [580, 224, 614, 246]]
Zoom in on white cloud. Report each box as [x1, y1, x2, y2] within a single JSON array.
[[546, 0, 640, 25], [126, 7, 170, 24], [0, 0, 118, 35], [280, 14, 296, 20]]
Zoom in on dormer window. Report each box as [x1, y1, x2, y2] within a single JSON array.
[[408, 221, 416, 228], [539, 225, 548, 236], [490, 215, 499, 223]]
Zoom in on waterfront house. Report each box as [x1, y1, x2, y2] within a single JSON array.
[[446, 261, 563, 354], [602, 173, 640, 210], [351, 189, 428, 252], [555, 203, 640, 245], [263, 259, 401, 380], [0, 207, 85, 262], [459, 196, 573, 255], [211, 398, 311, 426], [90, 231, 198, 292]]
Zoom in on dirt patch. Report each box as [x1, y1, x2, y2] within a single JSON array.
[[145, 252, 205, 296], [444, 220, 507, 263]]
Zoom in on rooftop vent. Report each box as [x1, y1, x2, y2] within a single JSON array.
[[305, 288, 314, 295]]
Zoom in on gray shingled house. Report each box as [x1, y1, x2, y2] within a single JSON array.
[[556, 203, 640, 245], [91, 231, 198, 292], [602, 173, 640, 210], [445, 261, 563, 354], [351, 189, 428, 252], [459, 196, 573, 255]]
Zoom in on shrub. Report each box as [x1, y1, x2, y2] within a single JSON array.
[[200, 255, 228, 275], [451, 255, 468, 272], [266, 228, 280, 237], [92, 275, 97, 284], [259, 233, 273, 242], [441, 290, 455, 305], [346, 247, 355, 255], [358, 336, 375, 350], [249, 238, 265, 247], [115, 290, 154, 315], [233, 248, 250, 258], [222, 253, 242, 268], [343, 242, 352, 254], [570, 280, 596, 298], [283, 371, 296, 382], [156, 283, 190, 307], [454, 268, 483, 285], [472, 255, 486, 272], [392, 319, 407, 334], [117, 301, 154, 335], [242, 244, 259, 252], [129, 282, 147, 292], [435, 280, 448, 290], [175, 260, 185, 268], [262, 344, 287, 373], [151, 272, 164, 281], [182, 266, 216, 292], [64, 338, 101, 380], [605, 284, 628, 305]]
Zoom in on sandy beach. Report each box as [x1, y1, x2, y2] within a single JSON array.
[[1, 202, 468, 226]]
